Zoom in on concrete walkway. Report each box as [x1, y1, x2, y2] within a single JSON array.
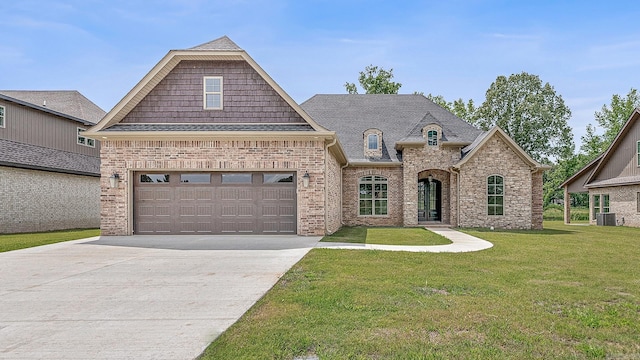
[[316, 227, 493, 253]]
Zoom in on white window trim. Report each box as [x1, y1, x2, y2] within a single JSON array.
[[0, 105, 5, 128], [203, 76, 223, 110], [358, 175, 388, 216], [487, 174, 504, 216], [602, 194, 610, 213], [77, 127, 95, 148], [637, 140, 640, 167], [367, 134, 379, 150]]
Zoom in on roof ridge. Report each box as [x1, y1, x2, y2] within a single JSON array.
[[187, 35, 243, 51]]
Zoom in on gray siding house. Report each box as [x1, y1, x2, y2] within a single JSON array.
[[562, 108, 640, 227], [0, 91, 105, 233], [84, 36, 549, 236]]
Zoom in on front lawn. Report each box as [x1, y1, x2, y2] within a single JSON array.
[[0, 229, 100, 253], [202, 222, 640, 359], [321, 226, 451, 246]]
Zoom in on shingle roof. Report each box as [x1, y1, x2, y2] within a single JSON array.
[[187, 36, 243, 51], [300, 94, 482, 162], [0, 90, 106, 124], [103, 123, 315, 132], [0, 139, 100, 176]]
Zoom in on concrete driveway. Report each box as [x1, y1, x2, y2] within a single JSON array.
[[0, 235, 320, 359]]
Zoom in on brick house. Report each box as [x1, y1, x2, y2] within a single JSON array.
[[561, 108, 640, 227], [0, 91, 105, 233], [84, 36, 548, 236]]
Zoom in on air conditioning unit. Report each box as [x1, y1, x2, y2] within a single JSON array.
[[596, 213, 616, 226]]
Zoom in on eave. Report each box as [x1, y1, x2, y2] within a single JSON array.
[[88, 130, 336, 141]]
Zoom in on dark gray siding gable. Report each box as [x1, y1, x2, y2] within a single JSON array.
[[122, 60, 305, 124]]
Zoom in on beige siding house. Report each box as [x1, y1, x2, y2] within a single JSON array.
[[562, 109, 640, 227], [0, 91, 105, 233], [85, 36, 548, 236]]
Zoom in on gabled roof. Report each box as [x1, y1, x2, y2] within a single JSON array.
[[584, 108, 640, 187], [453, 126, 549, 170], [0, 139, 100, 176], [559, 154, 602, 190], [300, 94, 483, 162], [0, 91, 105, 125], [84, 36, 331, 138]]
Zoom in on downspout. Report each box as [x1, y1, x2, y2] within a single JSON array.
[[325, 138, 338, 235], [450, 167, 461, 227]]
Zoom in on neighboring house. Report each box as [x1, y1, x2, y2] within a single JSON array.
[[0, 91, 105, 233], [84, 36, 549, 236], [561, 109, 640, 227]]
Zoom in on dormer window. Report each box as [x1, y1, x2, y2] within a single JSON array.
[[363, 129, 383, 158], [368, 134, 379, 150], [427, 130, 438, 146], [203, 76, 223, 109], [422, 124, 442, 147]]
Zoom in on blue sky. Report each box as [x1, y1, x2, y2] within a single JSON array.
[[2, 1, 640, 149]]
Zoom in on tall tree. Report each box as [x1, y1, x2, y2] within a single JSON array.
[[345, 65, 402, 94], [425, 94, 478, 124], [582, 88, 640, 155], [475, 72, 574, 162]]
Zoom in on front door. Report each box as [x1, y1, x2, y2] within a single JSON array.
[[418, 179, 441, 222]]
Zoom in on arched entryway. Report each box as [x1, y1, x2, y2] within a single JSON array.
[[418, 177, 441, 221]]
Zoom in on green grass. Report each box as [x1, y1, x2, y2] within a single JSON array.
[[0, 229, 100, 253], [321, 226, 451, 246], [544, 204, 590, 222], [202, 222, 640, 359]]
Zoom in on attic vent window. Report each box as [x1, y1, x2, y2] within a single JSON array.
[[204, 76, 223, 109], [0, 105, 4, 128], [368, 134, 379, 150]]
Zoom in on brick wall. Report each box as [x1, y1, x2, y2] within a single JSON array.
[[0, 166, 100, 233], [342, 166, 403, 226], [100, 139, 326, 236], [531, 169, 544, 229], [325, 150, 342, 234], [122, 61, 304, 124], [590, 185, 640, 227], [458, 136, 534, 229]]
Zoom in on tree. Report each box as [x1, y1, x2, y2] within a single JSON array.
[[344, 65, 402, 94], [475, 72, 574, 162], [425, 94, 478, 124], [542, 153, 590, 206], [581, 88, 640, 156], [580, 124, 605, 160]]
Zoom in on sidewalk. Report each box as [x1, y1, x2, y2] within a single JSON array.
[[316, 227, 493, 253]]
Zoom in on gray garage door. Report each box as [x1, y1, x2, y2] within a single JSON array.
[[134, 172, 296, 234]]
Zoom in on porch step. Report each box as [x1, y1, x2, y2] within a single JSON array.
[[418, 222, 452, 228]]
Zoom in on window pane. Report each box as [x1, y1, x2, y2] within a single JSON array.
[[78, 137, 86, 145], [180, 173, 210, 183], [428, 130, 437, 146], [368, 134, 378, 150], [359, 200, 372, 215], [496, 206, 504, 215], [264, 173, 294, 183], [495, 196, 503, 205], [205, 78, 220, 92], [222, 173, 252, 184], [488, 176, 495, 185], [495, 185, 504, 195], [206, 94, 221, 108], [637, 192, 640, 213], [359, 184, 372, 199], [141, 174, 170, 183], [375, 200, 388, 215], [488, 185, 495, 195], [495, 176, 503, 185]]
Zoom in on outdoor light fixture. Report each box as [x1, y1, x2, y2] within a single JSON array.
[[302, 171, 310, 188], [109, 173, 120, 188]]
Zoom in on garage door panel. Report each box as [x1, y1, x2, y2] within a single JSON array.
[[135, 172, 296, 235]]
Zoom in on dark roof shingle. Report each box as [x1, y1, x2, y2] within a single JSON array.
[[300, 94, 482, 162], [0, 139, 100, 176]]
